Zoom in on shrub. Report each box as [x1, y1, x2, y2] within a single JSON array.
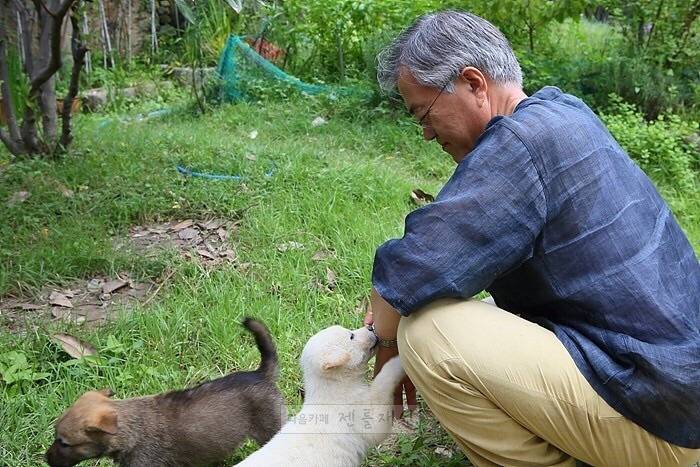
[[600, 96, 699, 191]]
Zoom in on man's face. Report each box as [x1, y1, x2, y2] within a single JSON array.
[[397, 69, 492, 163]]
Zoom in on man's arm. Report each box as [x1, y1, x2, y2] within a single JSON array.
[[367, 288, 400, 339], [365, 287, 416, 417]]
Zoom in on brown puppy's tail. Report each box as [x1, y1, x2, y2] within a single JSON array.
[[243, 318, 279, 380]]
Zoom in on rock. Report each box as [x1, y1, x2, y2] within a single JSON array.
[[136, 82, 157, 96], [169, 67, 216, 88], [121, 87, 138, 99], [82, 88, 108, 111]]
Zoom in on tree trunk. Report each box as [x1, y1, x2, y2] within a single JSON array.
[[0, 0, 85, 157]]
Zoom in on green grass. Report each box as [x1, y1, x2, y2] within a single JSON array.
[[0, 95, 697, 466]]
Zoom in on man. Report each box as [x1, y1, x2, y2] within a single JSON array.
[[365, 10, 700, 467]]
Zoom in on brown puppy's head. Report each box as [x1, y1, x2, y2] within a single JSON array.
[[45, 389, 118, 467]]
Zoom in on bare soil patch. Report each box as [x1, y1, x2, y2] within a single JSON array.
[[0, 218, 242, 333]]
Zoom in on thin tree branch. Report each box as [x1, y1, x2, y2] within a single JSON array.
[[0, 6, 23, 145], [59, 10, 87, 149], [29, 0, 79, 93], [672, 0, 700, 62]]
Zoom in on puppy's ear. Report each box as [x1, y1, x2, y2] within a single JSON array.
[[321, 349, 350, 371], [98, 388, 114, 398], [87, 407, 118, 435]]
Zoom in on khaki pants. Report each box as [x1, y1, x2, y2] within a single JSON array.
[[397, 299, 700, 467]]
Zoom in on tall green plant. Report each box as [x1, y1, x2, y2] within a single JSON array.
[[174, 0, 242, 111], [177, 0, 241, 65], [5, 49, 28, 116], [265, 0, 588, 83], [594, 0, 700, 118]]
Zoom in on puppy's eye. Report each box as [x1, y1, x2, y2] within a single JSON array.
[[57, 438, 70, 448], [350, 333, 355, 340]]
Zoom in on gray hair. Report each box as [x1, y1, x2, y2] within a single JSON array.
[[377, 10, 522, 93]]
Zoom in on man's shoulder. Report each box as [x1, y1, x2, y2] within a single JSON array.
[[495, 88, 616, 162]]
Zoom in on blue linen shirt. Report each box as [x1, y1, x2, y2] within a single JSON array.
[[372, 87, 700, 448]]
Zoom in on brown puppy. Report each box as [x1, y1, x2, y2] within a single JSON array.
[[46, 318, 286, 467]]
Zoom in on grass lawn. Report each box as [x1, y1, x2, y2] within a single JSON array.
[[0, 95, 697, 466]]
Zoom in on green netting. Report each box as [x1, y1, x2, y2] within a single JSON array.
[[216, 35, 370, 102]]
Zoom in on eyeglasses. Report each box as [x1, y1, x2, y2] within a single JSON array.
[[416, 80, 450, 129]]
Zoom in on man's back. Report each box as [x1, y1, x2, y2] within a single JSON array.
[[488, 87, 700, 447]]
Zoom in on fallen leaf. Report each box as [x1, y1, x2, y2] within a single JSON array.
[[102, 280, 128, 294], [326, 268, 337, 290], [51, 333, 96, 359], [311, 116, 327, 127], [410, 188, 435, 206], [171, 219, 194, 231], [83, 307, 108, 323], [63, 289, 76, 298], [249, 129, 258, 139], [217, 228, 229, 242], [198, 219, 223, 230], [197, 248, 217, 260], [277, 241, 304, 252], [20, 303, 44, 311], [7, 191, 30, 206], [51, 308, 72, 320], [312, 249, 336, 261], [127, 287, 149, 299], [49, 291, 73, 308], [219, 248, 236, 259], [245, 154, 257, 161], [178, 227, 199, 240]]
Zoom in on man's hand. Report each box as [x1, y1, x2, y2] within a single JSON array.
[[364, 292, 417, 418]]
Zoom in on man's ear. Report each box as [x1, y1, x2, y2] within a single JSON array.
[[87, 407, 118, 435], [321, 349, 350, 371], [458, 66, 488, 100]]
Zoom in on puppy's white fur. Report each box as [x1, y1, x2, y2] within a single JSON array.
[[235, 324, 405, 467]]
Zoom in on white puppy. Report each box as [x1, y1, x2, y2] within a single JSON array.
[[235, 324, 405, 467]]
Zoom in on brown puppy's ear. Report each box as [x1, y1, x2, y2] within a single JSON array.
[[87, 407, 118, 435], [98, 388, 115, 398], [321, 349, 350, 371]]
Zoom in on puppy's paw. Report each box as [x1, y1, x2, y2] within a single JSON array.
[[380, 356, 405, 379], [374, 356, 405, 389]]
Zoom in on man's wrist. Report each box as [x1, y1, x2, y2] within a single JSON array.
[[376, 336, 398, 348]]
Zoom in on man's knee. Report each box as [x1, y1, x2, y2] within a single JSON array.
[[397, 298, 487, 371]]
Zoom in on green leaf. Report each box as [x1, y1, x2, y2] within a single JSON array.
[[224, 0, 243, 13], [174, 0, 195, 24]]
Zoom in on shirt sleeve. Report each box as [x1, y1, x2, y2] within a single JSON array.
[[372, 123, 547, 316]]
